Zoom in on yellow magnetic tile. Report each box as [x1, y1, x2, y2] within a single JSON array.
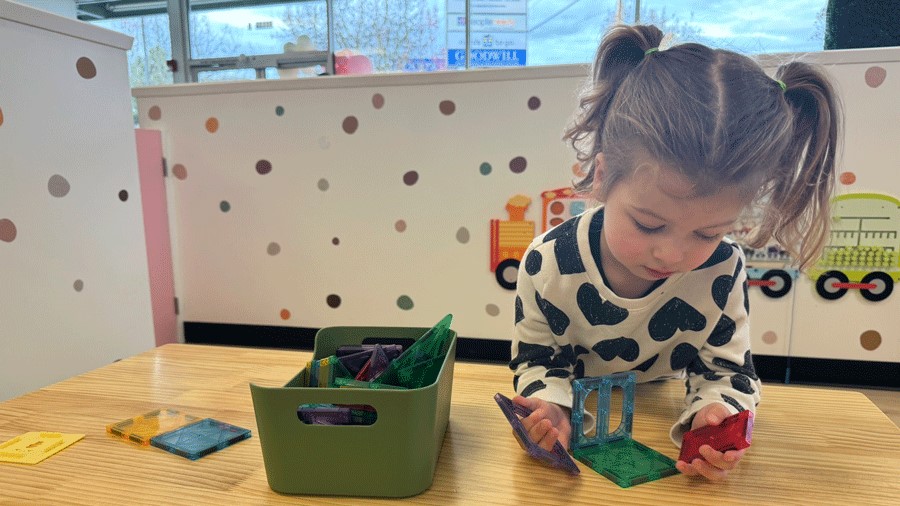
[[0, 432, 84, 465], [106, 408, 199, 446]]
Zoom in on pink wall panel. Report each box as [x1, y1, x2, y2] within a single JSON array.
[[135, 129, 177, 345]]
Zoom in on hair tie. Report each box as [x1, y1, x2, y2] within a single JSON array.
[[645, 47, 659, 56], [775, 79, 787, 92]]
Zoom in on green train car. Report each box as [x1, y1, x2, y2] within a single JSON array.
[[808, 193, 900, 302]]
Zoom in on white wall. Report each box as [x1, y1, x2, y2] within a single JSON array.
[[0, 0, 155, 401], [134, 48, 900, 367]]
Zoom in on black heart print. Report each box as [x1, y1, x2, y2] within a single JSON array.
[[648, 297, 707, 341], [577, 283, 629, 326]]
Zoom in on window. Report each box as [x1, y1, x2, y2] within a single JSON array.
[[89, 13, 173, 123], [639, 1, 827, 54], [82, 0, 829, 86]]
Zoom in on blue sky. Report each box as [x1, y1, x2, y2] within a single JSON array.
[[525, 0, 827, 64]]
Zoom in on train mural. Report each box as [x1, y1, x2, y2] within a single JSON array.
[[730, 192, 899, 302], [489, 187, 589, 290], [729, 211, 799, 300], [808, 193, 900, 302], [490, 191, 899, 302]]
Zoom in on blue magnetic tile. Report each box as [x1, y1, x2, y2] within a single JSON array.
[[150, 418, 250, 460]]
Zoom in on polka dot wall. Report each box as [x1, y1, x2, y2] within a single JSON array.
[[3, 15, 156, 401], [134, 60, 898, 365], [136, 77, 575, 332]]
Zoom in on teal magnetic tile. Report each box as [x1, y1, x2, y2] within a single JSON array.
[[150, 418, 250, 460]]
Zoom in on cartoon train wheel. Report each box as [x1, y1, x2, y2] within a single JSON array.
[[495, 259, 520, 290], [815, 270, 848, 300], [760, 269, 793, 298], [859, 272, 894, 302]]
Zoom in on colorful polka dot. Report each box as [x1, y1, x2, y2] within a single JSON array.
[[403, 171, 419, 186], [395, 220, 407, 232], [118, 190, 129, 202], [220, 201, 231, 212], [486, 304, 500, 316], [318, 179, 330, 191], [76, 57, 97, 79], [172, 164, 188, 180], [572, 162, 586, 178], [256, 160, 272, 175], [205, 117, 219, 133], [860, 330, 881, 351], [280, 309, 291, 320], [332, 237, 340, 245], [148, 106, 161, 120], [550, 201, 564, 215], [48, 175, 71, 198], [397, 295, 414, 310], [342, 116, 359, 134], [839, 171, 856, 185], [275, 106, 285, 116], [73, 279, 84, 292], [327, 294, 342, 308], [439, 100, 455, 115], [456, 227, 470, 244], [865, 66, 886, 88], [267, 242, 281, 255], [480, 162, 492, 175], [761, 331, 778, 345], [0, 219, 17, 242], [509, 156, 527, 173], [527, 96, 541, 110], [372, 93, 385, 109]]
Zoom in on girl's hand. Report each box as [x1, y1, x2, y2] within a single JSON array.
[[512, 395, 572, 451], [676, 402, 747, 481]]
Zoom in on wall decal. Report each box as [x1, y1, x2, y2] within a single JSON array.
[[490, 195, 534, 290], [808, 193, 899, 302]]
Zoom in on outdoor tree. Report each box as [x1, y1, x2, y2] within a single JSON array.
[[278, 0, 441, 72]]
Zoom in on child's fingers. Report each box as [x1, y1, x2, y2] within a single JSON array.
[[676, 460, 698, 476], [537, 426, 560, 452], [698, 445, 745, 471], [527, 418, 552, 449], [512, 395, 536, 410]]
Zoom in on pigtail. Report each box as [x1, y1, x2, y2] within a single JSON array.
[[760, 62, 842, 270], [565, 25, 664, 194]]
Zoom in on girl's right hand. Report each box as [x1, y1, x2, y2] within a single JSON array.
[[512, 395, 572, 451]]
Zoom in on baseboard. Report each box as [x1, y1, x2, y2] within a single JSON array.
[[183, 322, 898, 388]]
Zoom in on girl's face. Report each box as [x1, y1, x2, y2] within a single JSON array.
[[595, 156, 747, 298]]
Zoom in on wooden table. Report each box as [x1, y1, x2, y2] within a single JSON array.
[[1, 344, 898, 505]]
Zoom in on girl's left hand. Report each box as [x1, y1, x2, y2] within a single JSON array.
[[675, 402, 747, 481]]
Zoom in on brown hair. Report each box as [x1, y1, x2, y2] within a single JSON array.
[[564, 24, 842, 270]]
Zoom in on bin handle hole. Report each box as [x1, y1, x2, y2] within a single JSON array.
[[297, 404, 377, 426]]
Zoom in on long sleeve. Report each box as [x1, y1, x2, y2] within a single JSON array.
[[508, 244, 579, 410], [669, 253, 763, 445]]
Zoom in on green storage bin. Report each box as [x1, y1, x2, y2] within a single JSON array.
[[250, 325, 456, 497]]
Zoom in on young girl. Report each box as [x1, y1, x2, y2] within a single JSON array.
[[510, 24, 841, 481]]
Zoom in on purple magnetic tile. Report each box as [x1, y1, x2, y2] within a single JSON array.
[[337, 349, 375, 376], [355, 344, 392, 381], [298, 405, 352, 425], [336, 344, 403, 358], [494, 393, 580, 475]]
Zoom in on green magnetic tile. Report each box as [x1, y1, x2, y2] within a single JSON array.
[[573, 438, 679, 488]]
